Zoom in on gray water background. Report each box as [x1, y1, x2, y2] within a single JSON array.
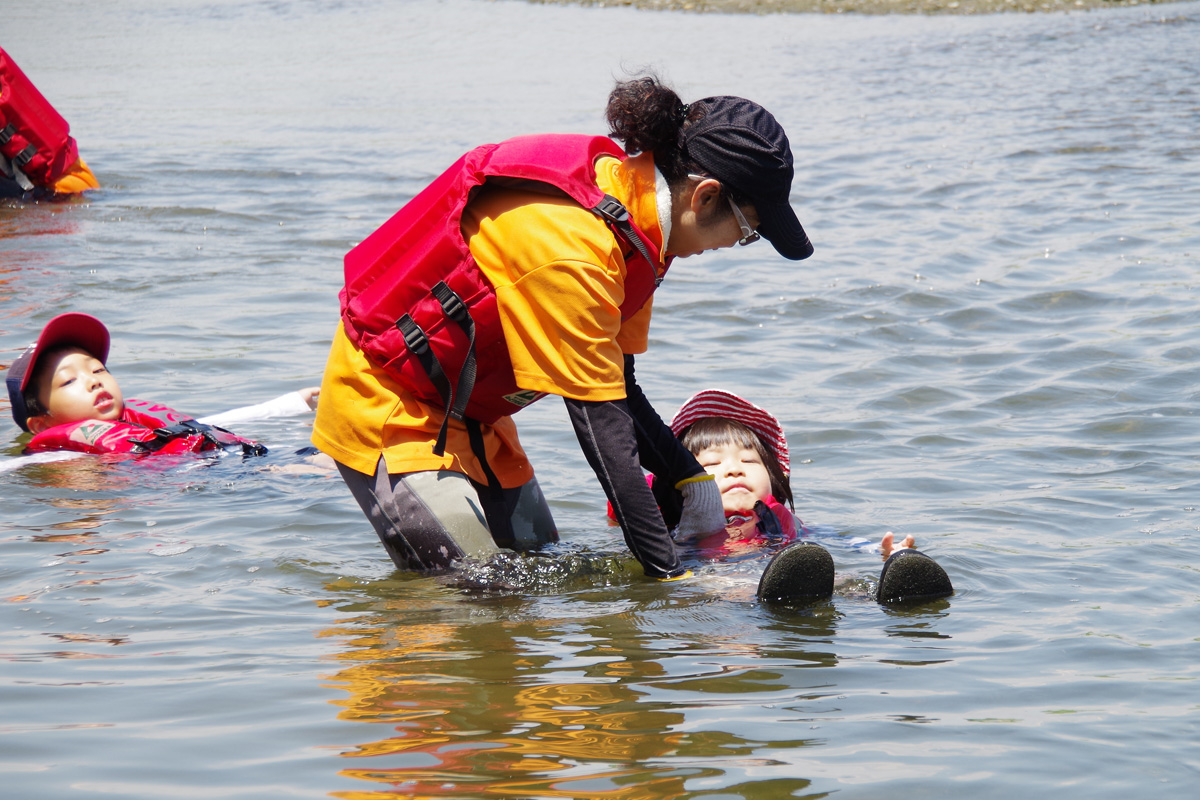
[[2, 0, 1198, 797]]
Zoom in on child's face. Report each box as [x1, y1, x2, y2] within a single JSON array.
[[693, 441, 773, 514], [31, 347, 124, 431]]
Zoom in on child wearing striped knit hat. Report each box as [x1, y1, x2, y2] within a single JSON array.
[[666, 389, 953, 607], [666, 389, 800, 555]]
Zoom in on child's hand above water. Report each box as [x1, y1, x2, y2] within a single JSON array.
[[880, 531, 916, 561], [299, 387, 320, 410]]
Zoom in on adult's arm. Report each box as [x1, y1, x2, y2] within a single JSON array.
[[197, 388, 318, 427], [620, 354, 706, 527], [564, 396, 686, 579]]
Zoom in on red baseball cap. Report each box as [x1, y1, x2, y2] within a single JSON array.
[[6, 313, 111, 432]]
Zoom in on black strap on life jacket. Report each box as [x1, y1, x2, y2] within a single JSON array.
[[129, 419, 268, 457], [0, 124, 34, 190], [394, 281, 476, 457], [753, 499, 787, 542], [396, 197, 652, 460], [593, 194, 662, 288], [465, 417, 502, 492]]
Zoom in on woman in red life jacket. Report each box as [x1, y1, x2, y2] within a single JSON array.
[[0, 46, 99, 197], [6, 313, 310, 458], [313, 74, 816, 581]]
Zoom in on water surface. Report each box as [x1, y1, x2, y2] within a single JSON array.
[[2, 1, 1198, 797]]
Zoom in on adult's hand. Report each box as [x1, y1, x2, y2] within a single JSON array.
[[564, 396, 684, 578]]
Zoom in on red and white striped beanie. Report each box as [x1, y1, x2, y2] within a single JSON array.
[[669, 389, 790, 475]]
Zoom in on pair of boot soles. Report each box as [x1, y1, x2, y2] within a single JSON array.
[[756, 541, 953, 607]]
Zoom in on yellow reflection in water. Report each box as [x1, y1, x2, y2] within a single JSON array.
[[318, 554, 844, 800], [322, 607, 696, 798]]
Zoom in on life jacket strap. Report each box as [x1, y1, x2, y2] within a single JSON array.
[[397, 314, 453, 456], [395, 281, 477, 457], [0, 126, 36, 191], [466, 417, 501, 492], [753, 499, 785, 541], [431, 281, 477, 426], [593, 194, 662, 288], [0, 145, 33, 190], [129, 419, 267, 457]]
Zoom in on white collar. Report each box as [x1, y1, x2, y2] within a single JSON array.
[[655, 164, 672, 257]]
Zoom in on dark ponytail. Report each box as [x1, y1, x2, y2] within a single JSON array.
[[605, 74, 704, 187]]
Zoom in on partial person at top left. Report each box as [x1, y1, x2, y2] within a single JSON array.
[[1, 46, 99, 198]]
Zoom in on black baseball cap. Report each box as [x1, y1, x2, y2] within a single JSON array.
[[6, 313, 111, 432], [682, 96, 813, 261]]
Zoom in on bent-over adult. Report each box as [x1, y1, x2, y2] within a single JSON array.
[[313, 75, 813, 580]]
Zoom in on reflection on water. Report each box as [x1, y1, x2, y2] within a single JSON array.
[[321, 574, 841, 798], [1, 0, 1198, 796]]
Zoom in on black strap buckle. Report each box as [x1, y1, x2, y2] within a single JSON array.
[[397, 314, 429, 356], [593, 194, 659, 290], [129, 420, 203, 453], [129, 419, 266, 457], [13, 144, 36, 168], [593, 195, 630, 225], [0, 123, 15, 147]]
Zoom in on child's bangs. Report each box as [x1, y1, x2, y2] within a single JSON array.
[[680, 416, 794, 510], [680, 417, 762, 455]]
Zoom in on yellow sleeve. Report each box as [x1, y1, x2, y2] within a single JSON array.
[[49, 158, 100, 194], [466, 189, 636, 402], [616, 300, 652, 355]]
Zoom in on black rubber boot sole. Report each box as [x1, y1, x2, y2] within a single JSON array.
[[876, 549, 953, 606], [757, 542, 835, 605]]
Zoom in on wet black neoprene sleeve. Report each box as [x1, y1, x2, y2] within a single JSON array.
[[564, 394, 687, 579], [563, 355, 706, 578], [621, 354, 707, 528]]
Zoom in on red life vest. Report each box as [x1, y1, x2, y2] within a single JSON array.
[[26, 398, 266, 457], [0, 47, 80, 190], [608, 479, 800, 552], [684, 497, 798, 560], [340, 134, 670, 445]]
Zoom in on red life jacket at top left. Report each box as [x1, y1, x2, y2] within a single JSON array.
[[26, 398, 266, 457], [0, 46, 80, 189], [340, 133, 671, 453]]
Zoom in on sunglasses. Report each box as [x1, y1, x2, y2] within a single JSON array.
[[689, 174, 761, 247]]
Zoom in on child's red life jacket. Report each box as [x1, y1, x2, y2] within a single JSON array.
[[0, 47, 80, 190], [694, 496, 800, 557], [26, 398, 266, 456], [339, 133, 671, 453], [607, 477, 801, 553]]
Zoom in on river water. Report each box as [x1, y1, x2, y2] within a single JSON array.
[[2, 1, 1198, 797]]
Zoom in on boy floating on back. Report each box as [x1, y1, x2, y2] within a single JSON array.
[[6, 313, 315, 457]]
